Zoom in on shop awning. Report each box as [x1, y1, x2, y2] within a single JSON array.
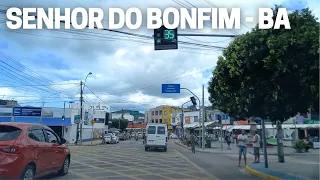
[[184, 123, 198, 128], [42, 117, 72, 126], [13, 117, 40, 124]]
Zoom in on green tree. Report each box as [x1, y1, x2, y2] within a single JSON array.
[[111, 118, 129, 131], [208, 7, 319, 162]]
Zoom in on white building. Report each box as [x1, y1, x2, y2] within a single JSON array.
[[66, 102, 110, 143], [171, 109, 231, 127]]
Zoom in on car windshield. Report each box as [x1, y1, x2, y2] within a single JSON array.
[[0, 125, 22, 141]]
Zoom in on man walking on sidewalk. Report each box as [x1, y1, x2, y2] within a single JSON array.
[[190, 133, 196, 154], [251, 130, 260, 163], [237, 129, 248, 167]]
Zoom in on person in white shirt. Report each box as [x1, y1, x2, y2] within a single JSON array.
[[237, 129, 248, 167], [251, 130, 261, 163]]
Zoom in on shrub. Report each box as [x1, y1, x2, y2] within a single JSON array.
[[293, 140, 309, 153]]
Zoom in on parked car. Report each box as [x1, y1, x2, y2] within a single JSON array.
[[103, 134, 112, 144], [119, 133, 126, 141], [0, 122, 70, 179], [111, 133, 119, 144], [169, 133, 178, 139], [137, 132, 143, 139]]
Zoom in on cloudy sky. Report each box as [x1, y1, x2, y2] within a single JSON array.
[[0, 0, 318, 112]]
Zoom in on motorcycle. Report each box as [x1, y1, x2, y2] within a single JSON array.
[[135, 136, 138, 141]]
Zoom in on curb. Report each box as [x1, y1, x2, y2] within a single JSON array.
[[174, 141, 230, 154], [245, 165, 281, 180]]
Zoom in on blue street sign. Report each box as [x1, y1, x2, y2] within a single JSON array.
[[162, 84, 180, 93], [12, 107, 42, 117]]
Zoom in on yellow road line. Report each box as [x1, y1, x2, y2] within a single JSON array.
[[174, 149, 220, 180], [72, 159, 140, 180], [72, 154, 174, 180], [68, 170, 92, 179], [73, 149, 198, 180]]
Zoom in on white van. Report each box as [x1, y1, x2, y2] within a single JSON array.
[[145, 123, 168, 152]]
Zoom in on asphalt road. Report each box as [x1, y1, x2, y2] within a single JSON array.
[[45, 139, 259, 180]]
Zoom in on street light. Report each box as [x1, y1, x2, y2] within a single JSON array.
[[181, 100, 191, 139], [78, 72, 93, 145]]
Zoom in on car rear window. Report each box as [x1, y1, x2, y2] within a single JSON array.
[[157, 126, 165, 134], [0, 125, 22, 141], [147, 126, 156, 134]]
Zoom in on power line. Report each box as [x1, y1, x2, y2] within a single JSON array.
[[0, 83, 78, 87], [0, 9, 227, 50]]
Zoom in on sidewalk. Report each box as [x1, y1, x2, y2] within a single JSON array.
[[246, 158, 319, 180], [174, 140, 319, 179], [67, 139, 102, 146], [174, 140, 319, 156]]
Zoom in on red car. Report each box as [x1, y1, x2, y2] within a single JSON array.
[[0, 122, 70, 179]]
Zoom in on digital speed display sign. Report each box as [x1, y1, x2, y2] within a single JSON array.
[[154, 26, 178, 50]]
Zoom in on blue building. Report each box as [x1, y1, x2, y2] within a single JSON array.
[[0, 106, 72, 138]]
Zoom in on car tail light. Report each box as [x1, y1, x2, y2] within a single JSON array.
[[2, 146, 20, 153]]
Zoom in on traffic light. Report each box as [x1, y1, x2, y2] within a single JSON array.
[[190, 96, 197, 106], [154, 25, 178, 50], [62, 115, 65, 121]]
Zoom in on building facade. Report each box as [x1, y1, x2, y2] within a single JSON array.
[[0, 101, 110, 144]]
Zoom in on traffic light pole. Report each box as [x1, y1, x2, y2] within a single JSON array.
[[201, 85, 205, 150], [79, 81, 84, 145], [180, 88, 202, 148], [181, 100, 191, 139]]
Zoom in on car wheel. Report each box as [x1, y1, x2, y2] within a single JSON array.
[[164, 147, 167, 152], [58, 156, 70, 176], [145, 147, 148, 151], [20, 164, 35, 180]]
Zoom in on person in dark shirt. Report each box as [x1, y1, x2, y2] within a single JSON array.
[[190, 133, 196, 154], [225, 134, 231, 150]]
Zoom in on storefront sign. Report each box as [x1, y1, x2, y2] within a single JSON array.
[[304, 120, 320, 124], [127, 124, 146, 128], [12, 107, 42, 117], [234, 120, 249, 125], [42, 109, 53, 117], [0, 100, 7, 105], [185, 116, 190, 124]]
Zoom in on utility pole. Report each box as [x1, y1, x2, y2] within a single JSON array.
[[261, 118, 269, 168], [201, 85, 205, 149], [62, 101, 66, 136], [40, 101, 45, 124], [181, 100, 190, 139], [79, 81, 84, 145], [119, 109, 123, 130]]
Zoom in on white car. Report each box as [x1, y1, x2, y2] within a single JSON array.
[[137, 132, 143, 138], [103, 134, 112, 144], [145, 123, 168, 152], [170, 134, 178, 139], [111, 133, 119, 144]]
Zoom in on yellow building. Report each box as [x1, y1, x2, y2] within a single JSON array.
[[162, 106, 172, 132]]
